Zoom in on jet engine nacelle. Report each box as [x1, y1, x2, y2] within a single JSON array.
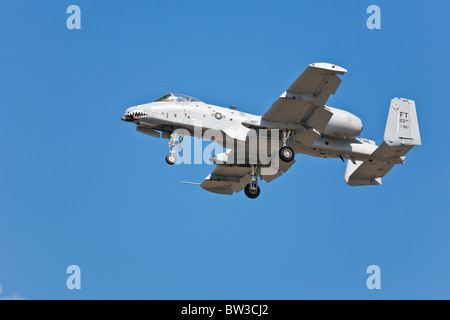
[[322, 107, 363, 138]]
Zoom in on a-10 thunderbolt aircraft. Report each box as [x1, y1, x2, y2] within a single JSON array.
[[122, 63, 421, 199]]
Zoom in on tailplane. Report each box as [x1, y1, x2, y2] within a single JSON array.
[[345, 98, 421, 186]]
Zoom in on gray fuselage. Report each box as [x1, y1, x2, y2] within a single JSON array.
[[123, 100, 381, 163]]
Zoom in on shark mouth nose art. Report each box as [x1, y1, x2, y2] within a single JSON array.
[[123, 110, 149, 120]]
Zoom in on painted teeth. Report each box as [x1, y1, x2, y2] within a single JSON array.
[[124, 111, 148, 118]]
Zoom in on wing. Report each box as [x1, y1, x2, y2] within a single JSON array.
[[262, 63, 347, 144], [200, 156, 295, 195]]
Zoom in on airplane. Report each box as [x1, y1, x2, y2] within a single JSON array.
[[121, 63, 421, 199]]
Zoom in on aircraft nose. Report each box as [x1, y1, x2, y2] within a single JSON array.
[[121, 106, 150, 122], [121, 107, 138, 122]]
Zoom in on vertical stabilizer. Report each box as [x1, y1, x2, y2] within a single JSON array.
[[384, 98, 421, 146]]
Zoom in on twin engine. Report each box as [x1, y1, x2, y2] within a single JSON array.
[[322, 106, 363, 138]]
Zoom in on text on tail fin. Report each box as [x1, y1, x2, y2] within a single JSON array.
[[384, 98, 421, 147]]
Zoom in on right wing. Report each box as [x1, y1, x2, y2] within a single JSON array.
[[200, 165, 251, 195], [200, 155, 295, 195], [262, 63, 347, 145]]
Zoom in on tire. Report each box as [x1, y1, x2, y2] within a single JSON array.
[[279, 146, 295, 162], [165, 154, 177, 165], [244, 184, 260, 199]]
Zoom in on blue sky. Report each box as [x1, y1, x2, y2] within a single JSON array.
[[0, 0, 449, 299]]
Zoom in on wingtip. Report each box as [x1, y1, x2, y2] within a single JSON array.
[[309, 62, 347, 74]]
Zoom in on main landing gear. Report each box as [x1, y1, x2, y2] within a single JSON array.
[[243, 129, 295, 199], [279, 129, 295, 163], [244, 165, 261, 199], [165, 131, 184, 165]]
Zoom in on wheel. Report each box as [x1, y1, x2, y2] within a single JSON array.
[[244, 184, 260, 199], [279, 146, 295, 162], [165, 154, 177, 165]]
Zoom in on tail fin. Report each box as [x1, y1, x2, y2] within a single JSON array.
[[384, 98, 421, 146], [345, 98, 421, 186]]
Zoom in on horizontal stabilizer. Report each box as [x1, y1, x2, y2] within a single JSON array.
[[345, 158, 383, 186]]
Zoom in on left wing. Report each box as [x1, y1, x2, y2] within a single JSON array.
[[262, 63, 347, 145]]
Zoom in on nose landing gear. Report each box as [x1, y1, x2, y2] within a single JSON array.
[[165, 130, 184, 165], [165, 154, 177, 165]]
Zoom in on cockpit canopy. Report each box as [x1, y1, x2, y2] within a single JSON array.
[[154, 93, 203, 103]]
